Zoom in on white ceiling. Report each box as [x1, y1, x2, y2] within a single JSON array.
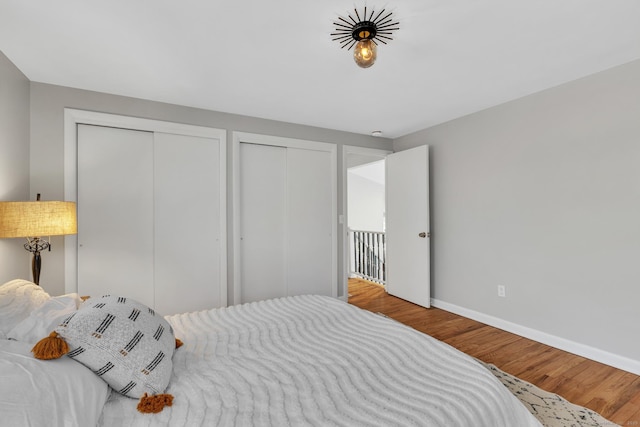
[[1, 0, 639, 138]]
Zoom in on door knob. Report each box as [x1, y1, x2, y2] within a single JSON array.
[[419, 232, 429, 238]]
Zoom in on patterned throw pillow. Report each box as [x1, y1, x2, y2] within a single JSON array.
[[54, 295, 176, 399]]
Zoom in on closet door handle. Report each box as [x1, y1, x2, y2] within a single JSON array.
[[419, 232, 427, 238]]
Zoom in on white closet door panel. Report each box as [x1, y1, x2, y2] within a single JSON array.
[[77, 124, 154, 306], [240, 143, 287, 303], [286, 148, 333, 296], [154, 133, 222, 315]]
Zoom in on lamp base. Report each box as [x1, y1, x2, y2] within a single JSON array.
[[32, 251, 42, 286], [24, 237, 50, 286]]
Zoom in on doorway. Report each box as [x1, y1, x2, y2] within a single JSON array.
[[348, 159, 386, 285], [342, 144, 431, 308], [342, 146, 391, 299]]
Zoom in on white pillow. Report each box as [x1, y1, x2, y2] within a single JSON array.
[[0, 339, 109, 427], [7, 293, 81, 344], [0, 279, 50, 335]]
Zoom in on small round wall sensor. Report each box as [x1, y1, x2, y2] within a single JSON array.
[[371, 130, 383, 137]]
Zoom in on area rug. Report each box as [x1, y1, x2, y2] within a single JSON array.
[[480, 362, 619, 427]]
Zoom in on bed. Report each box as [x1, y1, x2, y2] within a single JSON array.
[[1, 280, 541, 426]]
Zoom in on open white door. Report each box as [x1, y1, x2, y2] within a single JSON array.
[[385, 145, 430, 307]]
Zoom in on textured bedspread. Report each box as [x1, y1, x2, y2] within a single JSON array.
[[99, 295, 541, 426]]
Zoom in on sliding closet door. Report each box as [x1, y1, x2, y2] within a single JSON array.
[[239, 143, 287, 303], [286, 148, 333, 295], [154, 133, 222, 314], [77, 124, 155, 306], [238, 137, 335, 304], [76, 119, 225, 314]]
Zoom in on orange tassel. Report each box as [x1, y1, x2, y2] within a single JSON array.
[[175, 338, 183, 349], [137, 393, 174, 413], [32, 331, 69, 360]]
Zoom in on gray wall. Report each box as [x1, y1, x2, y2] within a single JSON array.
[[394, 59, 640, 362], [0, 51, 31, 283], [29, 82, 393, 298]]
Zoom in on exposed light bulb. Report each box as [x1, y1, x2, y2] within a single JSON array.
[[353, 39, 377, 68], [332, 7, 399, 70]]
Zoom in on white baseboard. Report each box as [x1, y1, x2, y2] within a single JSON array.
[[431, 298, 640, 376]]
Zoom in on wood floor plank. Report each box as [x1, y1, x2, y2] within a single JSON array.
[[610, 400, 640, 426], [347, 278, 640, 426]]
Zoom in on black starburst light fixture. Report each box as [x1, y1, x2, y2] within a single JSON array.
[[331, 6, 400, 68]]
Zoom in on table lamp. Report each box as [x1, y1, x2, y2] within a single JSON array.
[[0, 194, 77, 285]]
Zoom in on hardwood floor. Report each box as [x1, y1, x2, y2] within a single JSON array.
[[347, 278, 640, 426]]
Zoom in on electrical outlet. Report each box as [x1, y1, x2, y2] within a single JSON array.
[[497, 285, 506, 298]]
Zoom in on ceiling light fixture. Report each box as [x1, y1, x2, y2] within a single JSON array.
[[332, 6, 400, 69]]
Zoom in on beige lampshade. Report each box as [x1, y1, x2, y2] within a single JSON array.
[[0, 201, 77, 238]]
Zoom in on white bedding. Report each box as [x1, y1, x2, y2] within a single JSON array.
[[99, 295, 541, 426], [0, 339, 110, 427]]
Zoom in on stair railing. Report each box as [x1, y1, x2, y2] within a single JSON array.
[[350, 229, 385, 284]]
